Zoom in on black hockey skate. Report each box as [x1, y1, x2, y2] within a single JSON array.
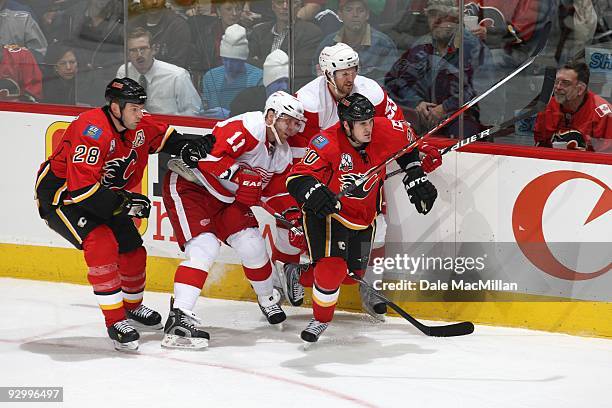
[[359, 283, 387, 322], [126, 304, 163, 331], [107, 320, 140, 351], [162, 304, 210, 350], [258, 289, 286, 325], [300, 318, 329, 343], [281, 263, 306, 306]]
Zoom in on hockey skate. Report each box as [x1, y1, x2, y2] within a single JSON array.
[[359, 283, 387, 322], [258, 289, 286, 325], [126, 304, 163, 331], [280, 263, 306, 306], [300, 318, 329, 343], [162, 305, 210, 350], [107, 320, 140, 351]]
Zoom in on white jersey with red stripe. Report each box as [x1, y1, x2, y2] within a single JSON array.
[[195, 111, 293, 203], [291, 75, 404, 160]]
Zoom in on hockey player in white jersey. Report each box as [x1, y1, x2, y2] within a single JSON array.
[[161, 91, 306, 349]]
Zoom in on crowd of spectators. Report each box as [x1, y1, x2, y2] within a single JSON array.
[[0, 0, 610, 149]]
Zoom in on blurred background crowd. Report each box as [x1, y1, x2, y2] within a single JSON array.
[[0, 0, 610, 150]]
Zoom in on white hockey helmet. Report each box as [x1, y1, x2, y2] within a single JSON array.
[[264, 91, 306, 133], [319, 43, 359, 80]]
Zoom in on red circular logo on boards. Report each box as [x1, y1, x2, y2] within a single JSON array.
[[512, 170, 611, 281]]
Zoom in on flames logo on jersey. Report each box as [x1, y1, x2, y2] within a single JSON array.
[[464, 3, 507, 35], [339, 172, 380, 199], [102, 149, 138, 189]]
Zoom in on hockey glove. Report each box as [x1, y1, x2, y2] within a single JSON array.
[[402, 166, 437, 215], [282, 207, 306, 251], [234, 169, 262, 206], [180, 134, 216, 168], [551, 130, 587, 151], [114, 190, 152, 218], [419, 143, 442, 173], [302, 183, 341, 218]]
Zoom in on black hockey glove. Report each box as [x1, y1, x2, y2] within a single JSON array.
[[303, 183, 341, 218], [402, 166, 437, 215], [113, 190, 152, 218], [180, 134, 216, 168]]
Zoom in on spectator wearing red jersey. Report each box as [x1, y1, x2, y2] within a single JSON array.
[[0, 43, 42, 101], [534, 61, 611, 152]]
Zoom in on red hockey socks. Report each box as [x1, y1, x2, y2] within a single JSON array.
[[118, 246, 147, 311], [83, 226, 123, 327], [312, 257, 348, 323]]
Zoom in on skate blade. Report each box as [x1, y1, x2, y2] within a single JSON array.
[[128, 319, 164, 332], [112, 339, 139, 352], [161, 334, 208, 350]]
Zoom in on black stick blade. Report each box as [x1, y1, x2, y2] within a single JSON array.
[[424, 321, 475, 337]]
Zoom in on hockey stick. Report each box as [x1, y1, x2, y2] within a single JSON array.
[[167, 158, 303, 236], [337, 22, 551, 199], [384, 65, 556, 180], [255, 204, 474, 336], [347, 271, 475, 337]]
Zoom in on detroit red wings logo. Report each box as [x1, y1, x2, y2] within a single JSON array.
[[102, 149, 138, 189], [339, 172, 380, 199]]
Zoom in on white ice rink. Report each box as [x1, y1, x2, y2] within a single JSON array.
[[1, 277, 611, 408]]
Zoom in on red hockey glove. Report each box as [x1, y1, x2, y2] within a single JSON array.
[[282, 207, 306, 251], [419, 143, 442, 173], [234, 169, 262, 206]]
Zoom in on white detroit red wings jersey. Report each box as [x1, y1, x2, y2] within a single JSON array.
[[195, 111, 293, 203], [290, 75, 405, 160]]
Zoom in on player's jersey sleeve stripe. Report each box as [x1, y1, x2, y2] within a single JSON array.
[[70, 183, 101, 203], [285, 174, 308, 186], [154, 126, 176, 153]]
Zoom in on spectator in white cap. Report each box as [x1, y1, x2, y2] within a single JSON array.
[[230, 49, 289, 116], [263, 49, 289, 95], [201, 24, 263, 118]]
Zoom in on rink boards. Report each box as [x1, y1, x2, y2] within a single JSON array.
[[0, 107, 610, 338]]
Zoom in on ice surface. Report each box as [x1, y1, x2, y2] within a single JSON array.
[[1, 278, 610, 408]]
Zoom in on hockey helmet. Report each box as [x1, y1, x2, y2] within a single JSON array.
[[105, 77, 147, 106], [338, 93, 375, 123], [319, 43, 359, 79], [264, 91, 306, 132]]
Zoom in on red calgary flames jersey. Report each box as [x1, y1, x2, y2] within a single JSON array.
[[0, 44, 42, 100], [48, 107, 174, 200], [534, 91, 611, 150], [289, 117, 415, 228]]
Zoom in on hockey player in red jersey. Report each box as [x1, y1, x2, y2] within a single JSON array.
[[0, 44, 42, 101], [161, 91, 307, 349], [286, 93, 439, 342], [270, 43, 441, 320], [34, 78, 215, 351], [534, 61, 611, 152]]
